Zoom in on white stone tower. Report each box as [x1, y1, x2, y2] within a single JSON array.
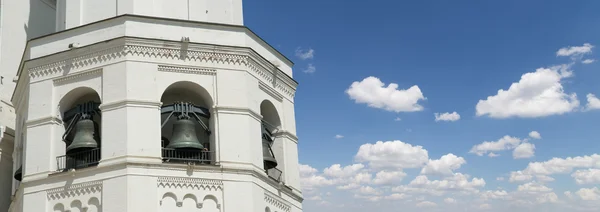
[[3, 1, 303, 212]]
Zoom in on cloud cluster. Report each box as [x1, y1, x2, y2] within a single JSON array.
[[475, 65, 579, 118], [469, 131, 540, 159], [508, 154, 600, 184], [295, 47, 317, 73], [346, 77, 426, 113], [301, 140, 485, 209], [434, 112, 461, 122], [304, 43, 599, 211], [476, 43, 599, 119]]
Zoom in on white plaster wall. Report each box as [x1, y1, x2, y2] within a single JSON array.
[[58, 0, 243, 29], [0, 0, 56, 102], [0, 131, 15, 212]]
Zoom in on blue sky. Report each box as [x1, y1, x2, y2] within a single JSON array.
[[245, 1, 600, 211]]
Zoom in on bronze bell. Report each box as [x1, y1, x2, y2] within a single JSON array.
[[262, 125, 278, 170], [66, 117, 100, 154], [14, 165, 22, 181], [167, 117, 204, 150]]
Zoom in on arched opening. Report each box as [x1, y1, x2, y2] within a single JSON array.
[[160, 81, 214, 164], [260, 100, 283, 181], [58, 87, 102, 171]]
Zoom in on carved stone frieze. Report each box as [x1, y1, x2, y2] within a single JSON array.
[[157, 65, 216, 75], [157, 177, 223, 191], [53, 68, 103, 86], [265, 192, 291, 212], [157, 177, 223, 211], [24, 37, 296, 100], [47, 181, 103, 200]]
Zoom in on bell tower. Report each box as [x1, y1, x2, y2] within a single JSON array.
[[7, 0, 303, 212]]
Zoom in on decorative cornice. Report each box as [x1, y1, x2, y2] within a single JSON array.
[[273, 130, 299, 143], [23, 37, 296, 100], [53, 68, 103, 85], [158, 64, 217, 75], [25, 116, 63, 128], [259, 81, 283, 102], [265, 192, 292, 212], [99, 99, 162, 112], [46, 181, 103, 200], [157, 177, 223, 191], [213, 106, 262, 122]]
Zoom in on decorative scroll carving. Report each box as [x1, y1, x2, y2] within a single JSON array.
[[25, 38, 296, 100], [265, 192, 291, 212]]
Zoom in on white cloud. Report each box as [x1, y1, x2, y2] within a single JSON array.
[[571, 169, 600, 185], [420, 153, 466, 176], [469, 135, 524, 156], [513, 143, 535, 159], [303, 63, 316, 73], [346, 76, 426, 113], [434, 112, 461, 122], [295, 47, 315, 60], [574, 187, 600, 201], [416, 201, 437, 208], [475, 65, 579, 118], [394, 117, 401, 121], [355, 140, 429, 170], [384, 193, 409, 200], [335, 134, 344, 139], [444, 197, 457, 204], [529, 131, 542, 139], [585, 93, 600, 110], [357, 186, 382, 196], [519, 154, 600, 176], [582, 59, 596, 64], [479, 203, 492, 210], [509, 171, 533, 182], [373, 171, 407, 185], [497, 177, 505, 181], [394, 173, 486, 196], [557, 43, 594, 57], [488, 152, 501, 157], [518, 182, 552, 193], [323, 164, 365, 178], [300, 164, 318, 176]]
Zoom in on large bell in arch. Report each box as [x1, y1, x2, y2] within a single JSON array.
[[167, 117, 204, 150], [262, 125, 278, 170], [13, 165, 22, 181], [66, 116, 100, 154]]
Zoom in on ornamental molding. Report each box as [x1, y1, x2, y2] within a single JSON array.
[[46, 181, 103, 200], [157, 176, 223, 191], [24, 37, 296, 100], [265, 192, 291, 212], [259, 81, 284, 102], [25, 116, 63, 128], [53, 68, 103, 86], [157, 64, 217, 75], [99, 99, 163, 112], [213, 106, 263, 122], [273, 130, 299, 143]]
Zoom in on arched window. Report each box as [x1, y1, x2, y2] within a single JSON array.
[[260, 100, 283, 181], [160, 81, 213, 164], [57, 87, 102, 171]]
